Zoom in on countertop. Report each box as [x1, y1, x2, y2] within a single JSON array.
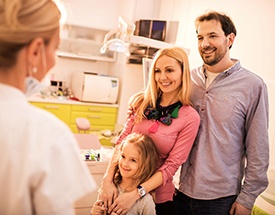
[[27, 94, 119, 107]]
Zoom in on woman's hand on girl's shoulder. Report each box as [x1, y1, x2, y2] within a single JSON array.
[[108, 189, 140, 215], [98, 179, 118, 211], [90, 200, 106, 215]]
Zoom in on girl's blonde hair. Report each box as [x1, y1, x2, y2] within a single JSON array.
[[0, 0, 61, 68], [129, 47, 192, 123], [113, 133, 159, 188]]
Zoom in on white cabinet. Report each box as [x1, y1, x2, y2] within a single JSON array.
[[63, 0, 119, 30], [59, 0, 122, 62], [74, 161, 109, 215], [58, 24, 116, 62]]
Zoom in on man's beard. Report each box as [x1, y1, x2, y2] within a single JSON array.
[[201, 43, 227, 66]]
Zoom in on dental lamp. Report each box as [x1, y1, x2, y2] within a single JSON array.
[[100, 16, 174, 57]]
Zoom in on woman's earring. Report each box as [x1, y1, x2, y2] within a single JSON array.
[[32, 67, 38, 73]]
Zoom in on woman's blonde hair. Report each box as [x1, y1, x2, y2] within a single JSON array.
[[113, 133, 159, 189], [129, 47, 192, 123], [0, 0, 61, 68]]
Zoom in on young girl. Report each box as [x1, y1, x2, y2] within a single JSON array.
[[91, 133, 159, 215]]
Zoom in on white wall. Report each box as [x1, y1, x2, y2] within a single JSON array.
[[49, 57, 109, 87], [157, 0, 275, 77], [62, 0, 119, 30]]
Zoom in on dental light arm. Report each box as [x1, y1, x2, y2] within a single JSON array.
[[100, 16, 174, 56]]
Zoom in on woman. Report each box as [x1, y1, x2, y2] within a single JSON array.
[[99, 47, 200, 215], [0, 0, 96, 214]]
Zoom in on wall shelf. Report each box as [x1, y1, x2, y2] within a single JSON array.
[[56, 51, 116, 62], [58, 24, 117, 63]]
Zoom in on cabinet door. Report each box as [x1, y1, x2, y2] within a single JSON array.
[[70, 105, 117, 133], [71, 112, 116, 126], [74, 161, 109, 215], [31, 102, 71, 125], [72, 105, 117, 114]]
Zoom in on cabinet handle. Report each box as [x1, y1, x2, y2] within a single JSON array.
[[44, 105, 59, 109], [91, 128, 101, 131], [88, 115, 101, 119], [88, 108, 102, 112]]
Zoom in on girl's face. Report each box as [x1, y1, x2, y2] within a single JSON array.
[[119, 142, 141, 180], [154, 55, 182, 96]]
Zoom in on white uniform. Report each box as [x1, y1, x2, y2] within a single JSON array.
[[0, 83, 96, 215]]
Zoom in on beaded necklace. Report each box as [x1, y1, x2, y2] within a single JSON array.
[[144, 98, 182, 132]]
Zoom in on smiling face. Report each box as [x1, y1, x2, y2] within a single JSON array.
[[154, 55, 182, 97], [197, 20, 232, 66], [118, 142, 141, 180]]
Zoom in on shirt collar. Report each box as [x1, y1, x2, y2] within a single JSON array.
[[199, 58, 240, 78]]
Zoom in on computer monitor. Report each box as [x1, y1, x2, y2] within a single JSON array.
[[135, 20, 166, 41]]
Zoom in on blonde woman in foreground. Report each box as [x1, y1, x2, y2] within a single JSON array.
[[0, 0, 96, 214]]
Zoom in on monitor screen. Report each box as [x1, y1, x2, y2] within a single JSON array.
[[136, 20, 166, 41], [151, 21, 166, 41]]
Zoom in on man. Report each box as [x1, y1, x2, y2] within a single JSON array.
[[174, 10, 269, 215]]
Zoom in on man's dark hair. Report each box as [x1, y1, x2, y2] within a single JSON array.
[[195, 10, 237, 37]]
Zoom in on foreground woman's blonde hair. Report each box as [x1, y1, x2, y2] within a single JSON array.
[[0, 0, 61, 68]]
